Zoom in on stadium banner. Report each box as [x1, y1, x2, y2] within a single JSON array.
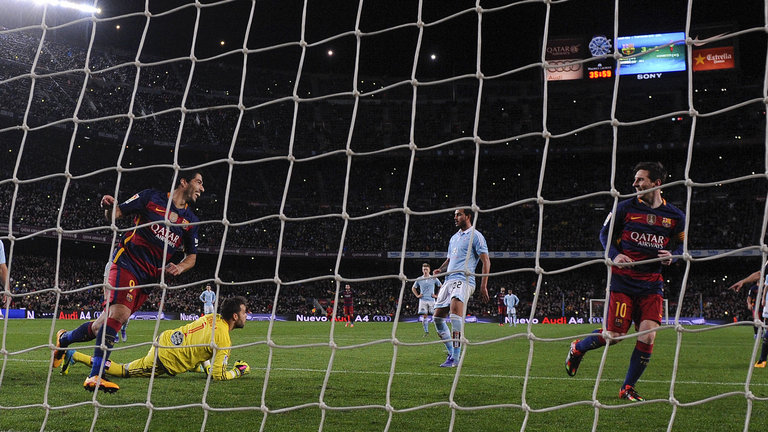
[[0, 308, 30, 319], [545, 38, 585, 81], [388, 250, 763, 259], [692, 46, 735, 71]]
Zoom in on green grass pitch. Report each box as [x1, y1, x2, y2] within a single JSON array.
[[1, 319, 767, 431]]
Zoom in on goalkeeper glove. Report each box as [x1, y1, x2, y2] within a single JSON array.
[[233, 360, 250, 377], [195, 360, 211, 376]]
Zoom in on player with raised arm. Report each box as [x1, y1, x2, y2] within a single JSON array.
[[496, 287, 507, 326], [343, 284, 355, 327], [53, 171, 205, 393], [565, 162, 685, 402], [200, 284, 216, 315], [61, 296, 250, 384], [411, 263, 441, 336], [432, 208, 490, 367], [504, 289, 520, 327]]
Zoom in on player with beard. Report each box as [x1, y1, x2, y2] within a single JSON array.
[[61, 296, 250, 383], [53, 171, 205, 393]]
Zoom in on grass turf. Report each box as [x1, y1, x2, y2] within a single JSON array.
[[1, 319, 767, 431]]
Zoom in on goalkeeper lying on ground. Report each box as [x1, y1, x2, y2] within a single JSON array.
[[60, 296, 250, 392]]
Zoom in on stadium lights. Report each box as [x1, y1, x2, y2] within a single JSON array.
[[24, 0, 101, 14]]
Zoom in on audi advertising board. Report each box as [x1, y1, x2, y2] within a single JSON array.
[[545, 38, 584, 81]]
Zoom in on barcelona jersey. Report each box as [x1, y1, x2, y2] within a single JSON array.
[[112, 189, 199, 285], [600, 197, 685, 296], [343, 289, 354, 307]]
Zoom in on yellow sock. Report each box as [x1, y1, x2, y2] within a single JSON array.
[[72, 351, 126, 377]]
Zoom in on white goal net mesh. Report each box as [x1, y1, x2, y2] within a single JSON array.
[[1, 0, 768, 431]]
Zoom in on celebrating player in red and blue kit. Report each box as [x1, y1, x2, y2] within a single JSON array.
[[53, 171, 205, 393], [497, 287, 507, 326], [343, 284, 355, 327], [565, 162, 685, 402]]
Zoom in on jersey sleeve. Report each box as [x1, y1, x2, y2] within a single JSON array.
[[670, 209, 686, 258], [182, 224, 199, 255], [599, 205, 624, 259], [209, 327, 239, 380], [118, 189, 151, 214], [474, 231, 489, 255]]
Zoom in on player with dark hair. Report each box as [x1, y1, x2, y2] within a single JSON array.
[[343, 284, 355, 327], [432, 208, 491, 367], [61, 296, 250, 386], [411, 263, 441, 336], [496, 287, 507, 326], [565, 162, 685, 401], [53, 171, 205, 392]]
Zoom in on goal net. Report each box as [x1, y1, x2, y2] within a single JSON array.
[[1, 1, 767, 431]]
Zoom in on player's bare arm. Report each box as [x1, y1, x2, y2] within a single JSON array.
[[478, 253, 490, 302], [729, 270, 762, 292], [166, 253, 197, 276], [613, 253, 633, 264], [433, 258, 449, 275], [658, 250, 673, 266], [100, 195, 124, 220], [411, 285, 422, 298]]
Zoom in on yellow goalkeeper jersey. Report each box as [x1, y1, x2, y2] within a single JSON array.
[[157, 314, 238, 380]]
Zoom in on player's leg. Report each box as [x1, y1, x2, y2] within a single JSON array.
[[498, 306, 505, 326], [448, 280, 474, 364], [756, 319, 768, 367], [508, 310, 515, 327], [120, 320, 128, 342], [619, 294, 661, 401], [433, 306, 453, 363], [449, 299, 465, 363], [62, 350, 127, 377], [123, 346, 166, 378], [418, 301, 428, 335], [53, 316, 102, 368], [567, 291, 630, 377]]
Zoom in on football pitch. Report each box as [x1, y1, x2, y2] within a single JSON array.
[[1, 319, 767, 431]]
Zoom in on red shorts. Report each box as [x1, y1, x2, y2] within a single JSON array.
[[607, 291, 663, 334], [343, 305, 354, 315], [107, 265, 149, 313], [498, 306, 506, 315]]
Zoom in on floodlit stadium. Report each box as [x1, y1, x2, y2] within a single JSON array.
[[1, 0, 768, 431]]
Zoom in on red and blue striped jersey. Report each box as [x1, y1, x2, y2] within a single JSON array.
[[343, 289, 354, 307], [600, 197, 685, 296], [112, 189, 199, 285]]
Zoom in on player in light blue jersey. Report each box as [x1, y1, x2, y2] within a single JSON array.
[[0, 240, 9, 309], [432, 208, 490, 367], [200, 284, 216, 315], [412, 263, 441, 336], [504, 290, 520, 327]]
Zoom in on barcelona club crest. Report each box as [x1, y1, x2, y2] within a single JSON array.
[[662, 217, 672, 228], [621, 43, 635, 56], [126, 289, 134, 303], [646, 214, 656, 225]]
